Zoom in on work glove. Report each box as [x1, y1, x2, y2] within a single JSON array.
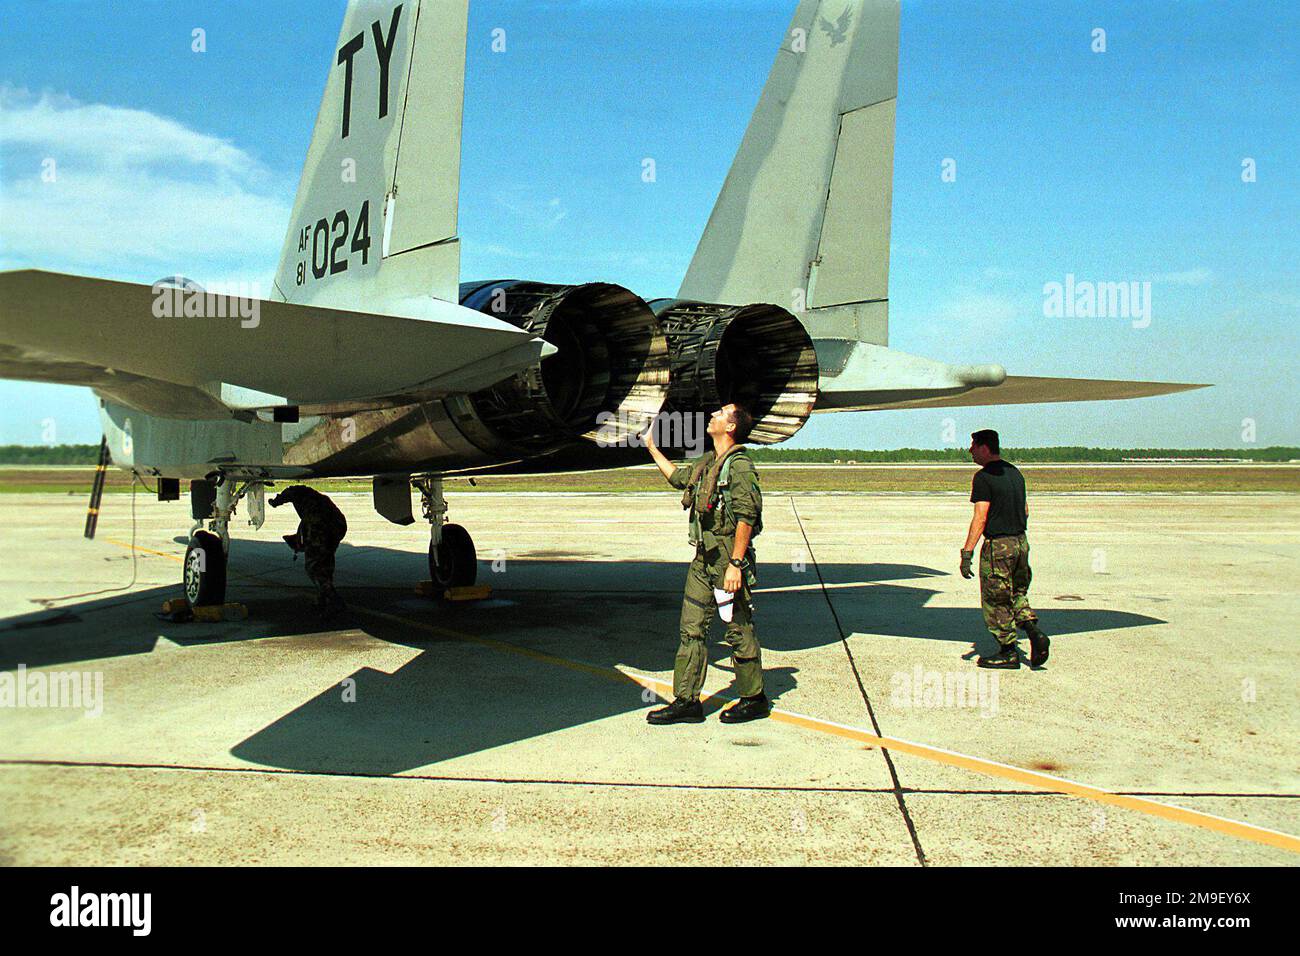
[[960, 549, 975, 579]]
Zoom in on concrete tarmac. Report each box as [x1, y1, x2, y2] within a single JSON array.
[[0, 491, 1296, 865]]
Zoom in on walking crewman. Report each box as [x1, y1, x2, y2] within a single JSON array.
[[643, 404, 770, 724], [960, 429, 1049, 668]]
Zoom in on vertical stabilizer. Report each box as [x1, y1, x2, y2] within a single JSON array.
[[678, 0, 899, 346], [273, 0, 468, 311]]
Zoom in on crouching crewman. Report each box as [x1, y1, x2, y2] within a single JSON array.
[[269, 484, 348, 617]]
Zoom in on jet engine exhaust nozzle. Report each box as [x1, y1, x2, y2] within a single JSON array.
[[459, 280, 670, 455], [651, 299, 820, 444]]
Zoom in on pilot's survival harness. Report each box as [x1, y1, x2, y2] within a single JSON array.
[[681, 445, 763, 556]]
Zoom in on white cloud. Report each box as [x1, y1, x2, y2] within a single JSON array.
[[1, 86, 260, 177], [891, 290, 1027, 364], [492, 186, 569, 231], [0, 86, 290, 285], [939, 291, 1020, 326], [1151, 268, 1213, 286]]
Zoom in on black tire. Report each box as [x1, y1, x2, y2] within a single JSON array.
[[428, 523, 477, 588], [184, 530, 227, 606]]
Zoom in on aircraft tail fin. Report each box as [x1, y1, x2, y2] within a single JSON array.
[[273, 0, 468, 310], [677, 0, 899, 347]]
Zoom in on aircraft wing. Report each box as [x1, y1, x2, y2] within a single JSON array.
[[813, 340, 1208, 412], [0, 270, 551, 419]]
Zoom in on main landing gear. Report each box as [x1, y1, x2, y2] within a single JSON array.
[[414, 476, 477, 588], [183, 474, 266, 605]]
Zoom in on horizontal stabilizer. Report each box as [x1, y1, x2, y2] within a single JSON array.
[[0, 270, 549, 419], [815, 341, 1207, 411], [818, 375, 1208, 412]]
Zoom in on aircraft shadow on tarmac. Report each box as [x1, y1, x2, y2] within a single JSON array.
[[0, 538, 1165, 776]]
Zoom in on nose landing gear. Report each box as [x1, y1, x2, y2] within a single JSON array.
[[183, 531, 227, 606], [183, 476, 266, 605]]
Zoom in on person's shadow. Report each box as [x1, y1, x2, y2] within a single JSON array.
[[1, 539, 1163, 775]]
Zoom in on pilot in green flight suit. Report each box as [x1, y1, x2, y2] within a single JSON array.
[[644, 404, 770, 725]]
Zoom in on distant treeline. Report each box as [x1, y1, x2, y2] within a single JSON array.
[[747, 446, 1300, 463], [0, 444, 104, 464], [2, 443, 1298, 465]]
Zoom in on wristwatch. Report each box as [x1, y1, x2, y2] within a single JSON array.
[[728, 557, 749, 569]]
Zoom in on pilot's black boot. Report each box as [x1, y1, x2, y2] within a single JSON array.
[[720, 692, 771, 724], [647, 698, 704, 725], [318, 587, 347, 620], [1022, 621, 1050, 667], [977, 642, 1020, 669]]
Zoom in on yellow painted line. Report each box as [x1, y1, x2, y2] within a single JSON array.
[[100, 538, 1300, 855], [355, 606, 1300, 856], [732, 687, 1300, 855], [103, 538, 184, 563]]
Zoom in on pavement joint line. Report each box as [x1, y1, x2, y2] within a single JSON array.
[[98, 537, 1300, 856], [0, 758, 900, 791], [0, 758, 814, 790], [1114, 792, 1300, 799], [8, 741, 1297, 823], [787, 496, 929, 865], [0, 759, 1025, 795], [2, 759, 1292, 800]]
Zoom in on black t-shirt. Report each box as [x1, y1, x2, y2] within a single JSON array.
[[970, 460, 1027, 538]]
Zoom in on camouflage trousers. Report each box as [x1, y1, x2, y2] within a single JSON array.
[[298, 514, 345, 603], [675, 545, 763, 701], [980, 533, 1038, 646]]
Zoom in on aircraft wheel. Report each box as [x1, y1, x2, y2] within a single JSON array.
[[429, 524, 477, 588], [184, 530, 227, 606]]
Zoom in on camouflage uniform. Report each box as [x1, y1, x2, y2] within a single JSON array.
[[980, 533, 1037, 646], [272, 485, 348, 607], [666, 448, 763, 701]]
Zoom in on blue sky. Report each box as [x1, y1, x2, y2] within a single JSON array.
[[0, 0, 1296, 449]]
